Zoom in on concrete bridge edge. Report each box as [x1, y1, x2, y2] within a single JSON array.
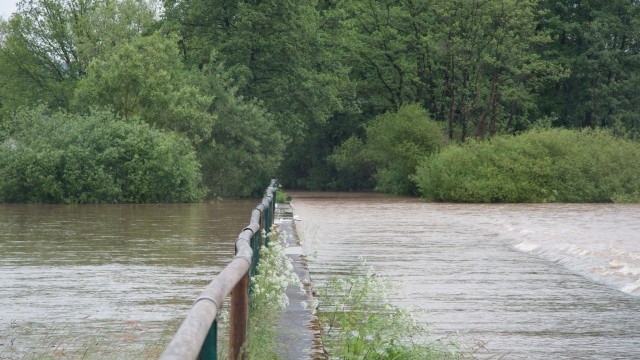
[[274, 202, 326, 360]]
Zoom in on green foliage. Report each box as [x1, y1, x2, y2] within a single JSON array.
[[317, 262, 463, 359], [163, 0, 355, 130], [537, 0, 640, 136], [196, 60, 284, 198], [3, 0, 640, 196], [328, 135, 375, 191], [73, 33, 216, 145], [328, 0, 563, 141], [331, 104, 447, 195], [162, 0, 357, 189], [0, 0, 156, 116], [0, 106, 204, 204], [415, 128, 640, 203], [276, 190, 287, 204], [430, 0, 565, 140]]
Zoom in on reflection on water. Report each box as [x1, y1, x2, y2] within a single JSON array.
[[0, 202, 255, 358], [291, 192, 640, 359]]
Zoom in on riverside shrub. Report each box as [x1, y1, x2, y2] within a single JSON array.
[[414, 128, 640, 203], [0, 107, 204, 203], [330, 104, 447, 195]]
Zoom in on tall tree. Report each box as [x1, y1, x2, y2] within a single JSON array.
[[162, 0, 356, 187], [195, 60, 285, 197], [0, 0, 156, 116], [332, 0, 563, 141], [334, 0, 435, 114], [434, 0, 564, 140], [537, 0, 640, 136], [73, 33, 215, 144]]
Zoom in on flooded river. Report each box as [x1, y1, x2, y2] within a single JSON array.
[[291, 192, 640, 359], [0, 202, 255, 358], [3, 194, 639, 359]]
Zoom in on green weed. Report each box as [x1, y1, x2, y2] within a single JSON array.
[[241, 225, 303, 359], [317, 261, 469, 359]]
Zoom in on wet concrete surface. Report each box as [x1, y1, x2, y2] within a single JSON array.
[[274, 203, 326, 360]]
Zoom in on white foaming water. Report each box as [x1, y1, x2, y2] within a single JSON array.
[[513, 239, 541, 252], [498, 205, 640, 296]]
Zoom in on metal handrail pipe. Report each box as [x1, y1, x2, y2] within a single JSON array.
[[250, 208, 262, 226], [159, 257, 252, 360], [240, 224, 260, 243], [261, 197, 271, 210], [160, 179, 278, 360], [236, 226, 258, 260]]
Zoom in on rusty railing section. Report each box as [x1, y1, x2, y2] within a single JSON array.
[[160, 179, 277, 360]]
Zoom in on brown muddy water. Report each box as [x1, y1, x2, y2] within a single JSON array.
[[291, 192, 640, 359], [0, 201, 256, 359]]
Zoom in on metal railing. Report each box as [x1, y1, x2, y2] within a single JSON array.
[[160, 179, 277, 360]]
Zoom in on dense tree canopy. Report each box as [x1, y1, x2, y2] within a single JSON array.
[[537, 0, 640, 136], [330, 104, 446, 194], [73, 33, 215, 144], [0, 0, 156, 115], [1, 0, 639, 201]]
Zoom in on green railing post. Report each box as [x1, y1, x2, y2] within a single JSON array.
[[249, 231, 261, 295], [198, 320, 217, 360], [265, 204, 272, 239]]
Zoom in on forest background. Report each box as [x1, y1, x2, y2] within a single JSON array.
[[1, 0, 639, 203]]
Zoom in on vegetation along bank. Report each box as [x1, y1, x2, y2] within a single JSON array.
[[1, 0, 640, 203]]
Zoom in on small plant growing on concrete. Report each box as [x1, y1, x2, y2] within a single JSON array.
[[317, 261, 466, 359], [242, 225, 302, 359]]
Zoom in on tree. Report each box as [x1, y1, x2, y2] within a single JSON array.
[[414, 128, 640, 203], [0, 0, 156, 116], [73, 33, 216, 144], [162, 0, 357, 188], [431, 0, 564, 140], [333, 0, 435, 114], [196, 59, 285, 197], [537, 0, 640, 136], [330, 104, 447, 195]]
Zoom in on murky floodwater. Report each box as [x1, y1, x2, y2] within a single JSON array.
[[291, 192, 640, 359], [0, 202, 255, 358]]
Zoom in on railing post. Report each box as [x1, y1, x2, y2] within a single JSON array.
[[198, 320, 218, 360], [229, 274, 249, 360], [265, 200, 273, 235], [249, 231, 261, 295]]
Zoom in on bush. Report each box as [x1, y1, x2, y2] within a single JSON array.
[[330, 104, 447, 195], [0, 106, 204, 203], [328, 135, 376, 191], [414, 128, 640, 203]]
